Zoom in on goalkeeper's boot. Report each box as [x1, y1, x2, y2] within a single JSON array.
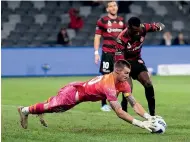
[[18, 106, 28, 129], [37, 114, 48, 127]]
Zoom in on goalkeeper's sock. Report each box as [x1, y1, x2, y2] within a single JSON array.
[[28, 103, 45, 114], [145, 85, 155, 116], [22, 107, 29, 115]]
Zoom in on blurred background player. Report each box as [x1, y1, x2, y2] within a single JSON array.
[[18, 60, 157, 132], [94, 1, 126, 111], [115, 17, 165, 116]]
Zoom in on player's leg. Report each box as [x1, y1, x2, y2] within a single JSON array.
[[121, 77, 133, 112], [18, 86, 78, 129], [36, 96, 55, 127], [121, 60, 135, 112], [18, 102, 48, 129], [99, 52, 114, 111], [137, 71, 155, 116], [99, 52, 107, 109]]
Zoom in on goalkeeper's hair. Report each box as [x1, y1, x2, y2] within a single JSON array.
[[114, 60, 131, 70], [128, 17, 141, 28]]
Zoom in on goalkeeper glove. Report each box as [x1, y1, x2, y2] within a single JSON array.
[[132, 119, 156, 132]]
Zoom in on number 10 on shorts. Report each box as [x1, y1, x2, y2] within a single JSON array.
[[103, 62, 109, 69]]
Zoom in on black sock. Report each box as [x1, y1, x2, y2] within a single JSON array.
[[121, 93, 128, 112], [101, 99, 107, 106], [145, 86, 155, 116]]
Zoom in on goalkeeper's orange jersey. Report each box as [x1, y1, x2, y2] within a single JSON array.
[[70, 73, 131, 102]]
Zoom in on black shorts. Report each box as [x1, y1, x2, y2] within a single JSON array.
[[99, 51, 114, 74], [128, 59, 148, 80]]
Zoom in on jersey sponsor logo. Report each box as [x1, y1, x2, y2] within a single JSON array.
[[108, 20, 112, 26], [119, 21, 123, 26], [107, 28, 123, 33], [96, 26, 99, 30]]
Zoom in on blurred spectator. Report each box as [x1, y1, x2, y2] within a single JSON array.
[[57, 28, 70, 45], [68, 8, 84, 31], [160, 32, 173, 46], [177, 1, 189, 14], [173, 32, 188, 45]]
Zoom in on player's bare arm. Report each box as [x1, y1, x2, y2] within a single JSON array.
[[124, 93, 158, 120], [109, 100, 154, 132], [126, 94, 147, 117], [94, 34, 101, 64], [109, 100, 133, 123]]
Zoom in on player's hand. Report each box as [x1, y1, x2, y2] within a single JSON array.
[[141, 121, 156, 132], [148, 115, 163, 121], [132, 119, 156, 132], [156, 23, 165, 31], [95, 54, 100, 64]]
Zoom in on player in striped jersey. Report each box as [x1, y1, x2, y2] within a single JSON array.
[[94, 1, 126, 111], [115, 17, 165, 116]]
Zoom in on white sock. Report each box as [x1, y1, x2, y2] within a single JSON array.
[[22, 107, 29, 115]]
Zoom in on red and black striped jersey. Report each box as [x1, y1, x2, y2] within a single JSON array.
[[116, 23, 161, 60], [95, 16, 126, 53]]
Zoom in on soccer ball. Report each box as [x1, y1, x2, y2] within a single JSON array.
[[151, 118, 167, 134]]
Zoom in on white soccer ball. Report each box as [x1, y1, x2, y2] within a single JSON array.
[[151, 118, 167, 134]]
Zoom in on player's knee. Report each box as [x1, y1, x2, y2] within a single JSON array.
[[143, 80, 153, 88], [44, 103, 49, 110]]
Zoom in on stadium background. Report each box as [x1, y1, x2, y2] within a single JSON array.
[[1, 1, 190, 142], [1, 1, 190, 77]]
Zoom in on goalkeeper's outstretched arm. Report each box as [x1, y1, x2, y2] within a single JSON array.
[[125, 93, 152, 120], [109, 100, 153, 132]]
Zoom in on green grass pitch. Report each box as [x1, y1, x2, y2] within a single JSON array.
[[2, 76, 190, 142]]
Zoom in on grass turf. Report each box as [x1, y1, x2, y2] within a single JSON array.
[[2, 76, 190, 142]]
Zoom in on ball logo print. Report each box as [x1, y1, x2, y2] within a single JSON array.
[[151, 118, 167, 134], [158, 120, 166, 128]]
